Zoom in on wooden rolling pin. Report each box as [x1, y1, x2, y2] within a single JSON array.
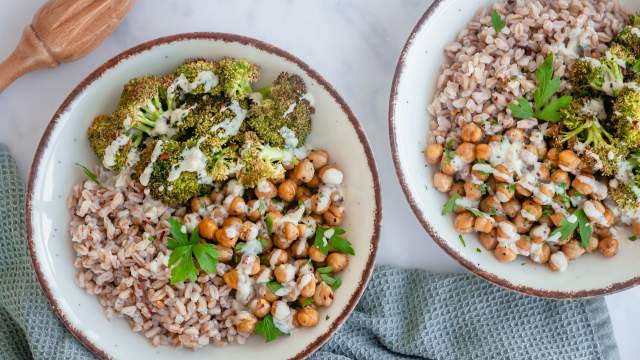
[[0, 0, 136, 92]]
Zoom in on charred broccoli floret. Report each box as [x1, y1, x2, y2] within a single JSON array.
[[609, 43, 637, 69], [174, 59, 218, 96], [246, 73, 313, 147], [236, 132, 291, 187], [214, 58, 259, 100], [611, 87, 640, 148], [207, 145, 239, 182], [115, 74, 176, 136], [610, 183, 640, 210], [568, 57, 624, 96], [173, 58, 258, 100], [87, 114, 134, 171], [614, 26, 640, 57]]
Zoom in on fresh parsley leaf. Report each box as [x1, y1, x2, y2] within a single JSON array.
[[325, 315, 331, 320], [317, 266, 333, 274], [508, 98, 535, 119], [329, 235, 355, 255], [550, 211, 584, 244], [536, 95, 572, 122], [167, 220, 218, 284], [533, 54, 561, 111], [192, 242, 218, 273], [167, 217, 188, 248], [314, 226, 354, 255], [630, 235, 638, 241], [491, 9, 506, 33], [168, 246, 198, 284], [458, 234, 466, 247], [265, 216, 273, 235], [465, 207, 489, 218], [300, 297, 314, 307], [443, 139, 456, 162], [442, 193, 461, 215], [475, 247, 482, 253], [575, 209, 592, 249], [314, 226, 330, 255], [75, 163, 101, 185], [266, 281, 283, 293], [255, 314, 284, 342], [320, 273, 342, 290]]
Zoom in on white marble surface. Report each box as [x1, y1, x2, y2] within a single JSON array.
[[0, 0, 638, 358]]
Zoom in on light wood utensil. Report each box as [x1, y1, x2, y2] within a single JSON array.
[[0, 0, 135, 92]]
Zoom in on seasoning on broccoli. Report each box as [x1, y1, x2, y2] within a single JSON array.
[[567, 57, 624, 96], [236, 132, 292, 187], [611, 87, 640, 148], [87, 114, 134, 171]]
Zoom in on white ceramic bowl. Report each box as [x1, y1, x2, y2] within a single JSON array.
[[27, 33, 381, 359], [389, 0, 640, 298]]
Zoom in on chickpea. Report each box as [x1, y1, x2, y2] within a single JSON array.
[[461, 122, 483, 143], [633, 220, 640, 236], [198, 218, 218, 240], [216, 245, 233, 262], [585, 235, 599, 253], [246, 200, 262, 222], [440, 158, 456, 176], [210, 190, 224, 204], [548, 252, 568, 272], [562, 240, 585, 260], [308, 245, 327, 262], [314, 282, 334, 307], [324, 205, 345, 226], [255, 266, 272, 283], [549, 213, 565, 227], [474, 216, 494, 233], [250, 298, 271, 318], [598, 236, 619, 257], [282, 222, 300, 241], [306, 175, 321, 188], [261, 237, 273, 252], [464, 181, 483, 201], [295, 306, 319, 327], [317, 164, 338, 181], [505, 128, 525, 142], [277, 180, 298, 202], [307, 150, 329, 169], [190, 196, 211, 213], [493, 164, 513, 183], [515, 184, 532, 197], [479, 195, 502, 215], [311, 193, 331, 214], [327, 252, 349, 272], [515, 235, 531, 255], [521, 200, 542, 222], [603, 208, 614, 228], [558, 150, 581, 173], [502, 198, 521, 218], [495, 183, 515, 203], [431, 172, 452, 193], [223, 269, 238, 289], [533, 184, 555, 205], [424, 143, 444, 164], [472, 169, 491, 182], [267, 248, 289, 266], [546, 147, 560, 163], [535, 143, 548, 160], [475, 143, 492, 161], [216, 226, 239, 248], [254, 180, 277, 198], [538, 215, 552, 226], [263, 288, 279, 302], [297, 186, 312, 200], [290, 239, 308, 258], [454, 212, 475, 233], [536, 163, 550, 181], [530, 243, 551, 264], [248, 255, 261, 275], [572, 175, 594, 196], [228, 197, 246, 217], [292, 159, 316, 183], [223, 216, 242, 228], [449, 182, 465, 200], [274, 264, 296, 283], [479, 230, 498, 250], [298, 275, 317, 298], [273, 234, 294, 250], [513, 214, 532, 233], [494, 246, 517, 263], [236, 314, 258, 334], [456, 142, 476, 163], [550, 170, 570, 187]]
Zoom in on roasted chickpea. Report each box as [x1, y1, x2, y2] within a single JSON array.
[[198, 218, 218, 240], [216, 245, 233, 262], [454, 211, 475, 233], [456, 142, 476, 163], [290, 239, 308, 258], [263, 288, 279, 302], [251, 298, 271, 318], [276, 179, 298, 202], [502, 198, 521, 218], [307, 149, 329, 169], [327, 252, 349, 272], [558, 150, 581, 173], [216, 226, 239, 248], [254, 180, 277, 198], [314, 282, 334, 306], [296, 306, 320, 327], [274, 264, 296, 283], [298, 274, 317, 298], [267, 248, 289, 266], [236, 313, 258, 334], [492, 164, 513, 183], [308, 245, 327, 262], [424, 143, 444, 164], [282, 222, 300, 241], [546, 147, 560, 162], [293, 159, 316, 183], [449, 182, 465, 199], [440, 158, 456, 176], [562, 240, 585, 260], [306, 175, 321, 189], [475, 143, 492, 161], [479, 230, 498, 250], [223, 216, 242, 228], [505, 128, 525, 142], [461, 122, 483, 143], [548, 252, 568, 272], [311, 193, 331, 214], [549, 213, 565, 227], [261, 237, 273, 252], [494, 245, 517, 263], [598, 236, 619, 257], [513, 214, 533, 233], [633, 220, 640, 236], [535, 143, 548, 160], [324, 205, 344, 226], [495, 183, 515, 203], [223, 269, 238, 289], [521, 200, 542, 222], [515, 184, 532, 197], [550, 170, 570, 186], [190, 196, 211, 214], [585, 235, 599, 253], [536, 163, 551, 181], [472, 169, 491, 182], [530, 242, 551, 264], [572, 175, 594, 196], [515, 235, 531, 254], [464, 181, 483, 200], [533, 184, 554, 205], [433, 172, 453, 193], [479, 195, 503, 214], [228, 196, 247, 217], [296, 186, 312, 200], [273, 234, 294, 249], [474, 216, 494, 233], [246, 200, 263, 222]]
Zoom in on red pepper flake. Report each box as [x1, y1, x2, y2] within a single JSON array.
[[159, 152, 169, 161]]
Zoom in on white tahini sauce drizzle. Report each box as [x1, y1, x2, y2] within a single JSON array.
[[210, 100, 247, 137], [167, 71, 219, 98], [103, 134, 130, 169], [168, 138, 213, 185]]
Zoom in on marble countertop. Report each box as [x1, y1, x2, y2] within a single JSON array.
[[1, 0, 638, 358]]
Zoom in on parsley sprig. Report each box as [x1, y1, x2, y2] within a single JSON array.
[[255, 314, 284, 342], [167, 218, 219, 284], [491, 9, 506, 33], [550, 209, 592, 249], [441, 193, 491, 217], [508, 54, 572, 122], [313, 226, 355, 256]]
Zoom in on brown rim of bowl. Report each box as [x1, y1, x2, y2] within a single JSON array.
[[388, 1, 640, 299], [26, 32, 381, 359]]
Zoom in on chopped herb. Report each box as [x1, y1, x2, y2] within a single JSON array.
[[300, 297, 314, 307], [314, 226, 354, 256], [465, 207, 490, 218], [487, 206, 498, 216], [441, 193, 461, 215], [478, 182, 490, 195], [235, 242, 246, 253], [475, 248, 482, 253], [443, 139, 456, 162], [320, 273, 342, 290], [576, 209, 592, 249], [506, 183, 516, 193], [508, 98, 535, 119], [265, 216, 273, 235], [149, 235, 156, 241], [630, 235, 638, 241], [542, 205, 552, 216], [255, 314, 284, 342], [167, 218, 219, 284], [317, 266, 333, 274], [258, 199, 267, 213], [491, 8, 506, 33], [259, 238, 269, 248], [75, 163, 101, 185], [266, 281, 283, 293], [325, 315, 331, 320], [459, 234, 466, 247]]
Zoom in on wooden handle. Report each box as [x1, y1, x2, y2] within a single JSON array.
[[0, 25, 58, 92]]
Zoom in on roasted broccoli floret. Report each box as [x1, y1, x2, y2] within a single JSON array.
[[614, 26, 640, 57], [87, 114, 134, 171], [214, 58, 259, 100], [609, 43, 637, 69], [611, 87, 640, 148], [207, 145, 239, 182], [173, 58, 258, 100], [246, 73, 313, 147], [610, 183, 640, 210], [115, 74, 176, 136], [174, 59, 218, 96], [568, 57, 624, 96], [236, 132, 291, 187]]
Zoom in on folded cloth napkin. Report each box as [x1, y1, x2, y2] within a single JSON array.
[[0, 144, 620, 360]]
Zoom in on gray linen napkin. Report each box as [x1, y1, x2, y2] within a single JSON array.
[[0, 144, 620, 360]]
